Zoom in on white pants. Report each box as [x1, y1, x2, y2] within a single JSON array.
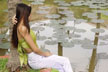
[[28, 52, 73, 72]]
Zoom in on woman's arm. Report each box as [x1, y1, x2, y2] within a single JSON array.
[[18, 26, 52, 56]]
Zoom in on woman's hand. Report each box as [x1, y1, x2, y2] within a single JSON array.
[[44, 52, 52, 57], [12, 15, 17, 25]]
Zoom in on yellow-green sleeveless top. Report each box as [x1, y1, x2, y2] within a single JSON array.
[[17, 29, 38, 67], [17, 29, 59, 72]]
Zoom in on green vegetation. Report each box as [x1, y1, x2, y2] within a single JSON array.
[[69, 6, 91, 19], [0, 58, 58, 72], [0, 58, 39, 72], [0, 0, 108, 28], [0, 0, 8, 27], [0, 0, 31, 27], [101, 9, 108, 20], [0, 58, 8, 72], [23, 0, 31, 5]]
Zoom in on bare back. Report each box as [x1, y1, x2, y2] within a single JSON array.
[[17, 25, 33, 53]]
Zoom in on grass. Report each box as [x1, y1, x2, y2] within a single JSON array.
[[0, 58, 40, 72], [0, 0, 8, 27], [0, 58, 59, 72], [0, 58, 8, 72], [101, 9, 108, 20], [22, 0, 31, 5]]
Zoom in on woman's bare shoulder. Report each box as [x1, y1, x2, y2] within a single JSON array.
[[18, 25, 28, 37]]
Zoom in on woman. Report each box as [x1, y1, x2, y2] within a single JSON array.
[[12, 3, 73, 72]]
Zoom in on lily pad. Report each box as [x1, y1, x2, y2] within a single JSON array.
[[99, 35, 108, 40], [82, 12, 98, 19], [52, 32, 68, 39], [97, 53, 108, 60], [99, 42, 108, 46], [58, 10, 73, 15], [82, 12, 94, 16], [64, 26, 74, 31], [50, 19, 59, 24], [0, 42, 10, 49], [45, 14, 60, 19], [36, 10, 49, 14], [71, 1, 85, 6], [36, 35, 47, 40], [48, 20, 63, 26], [54, 0, 65, 4], [56, 38, 68, 43], [91, 28, 105, 33], [39, 6, 51, 10], [45, 40, 58, 45], [58, 19, 66, 24], [62, 17, 75, 21], [92, 10, 108, 16], [52, 24, 65, 29], [53, 30, 67, 37], [81, 38, 93, 45], [91, 19, 104, 23], [71, 39, 82, 44], [31, 26, 45, 31], [58, 2, 71, 7], [69, 33, 81, 38], [81, 44, 97, 49], [89, 4, 102, 9], [58, 7, 68, 10], [53, 28, 66, 33], [0, 34, 5, 39], [61, 42, 74, 48], [74, 19, 87, 24], [65, 14, 74, 17]]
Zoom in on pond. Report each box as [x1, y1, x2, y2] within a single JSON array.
[[0, 0, 108, 72]]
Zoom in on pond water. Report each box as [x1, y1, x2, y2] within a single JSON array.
[[30, 20, 108, 72], [0, 0, 108, 72]]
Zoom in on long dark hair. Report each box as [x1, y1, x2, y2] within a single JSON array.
[[11, 3, 31, 48]]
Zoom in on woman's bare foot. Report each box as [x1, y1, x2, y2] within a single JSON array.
[[40, 68, 52, 72]]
